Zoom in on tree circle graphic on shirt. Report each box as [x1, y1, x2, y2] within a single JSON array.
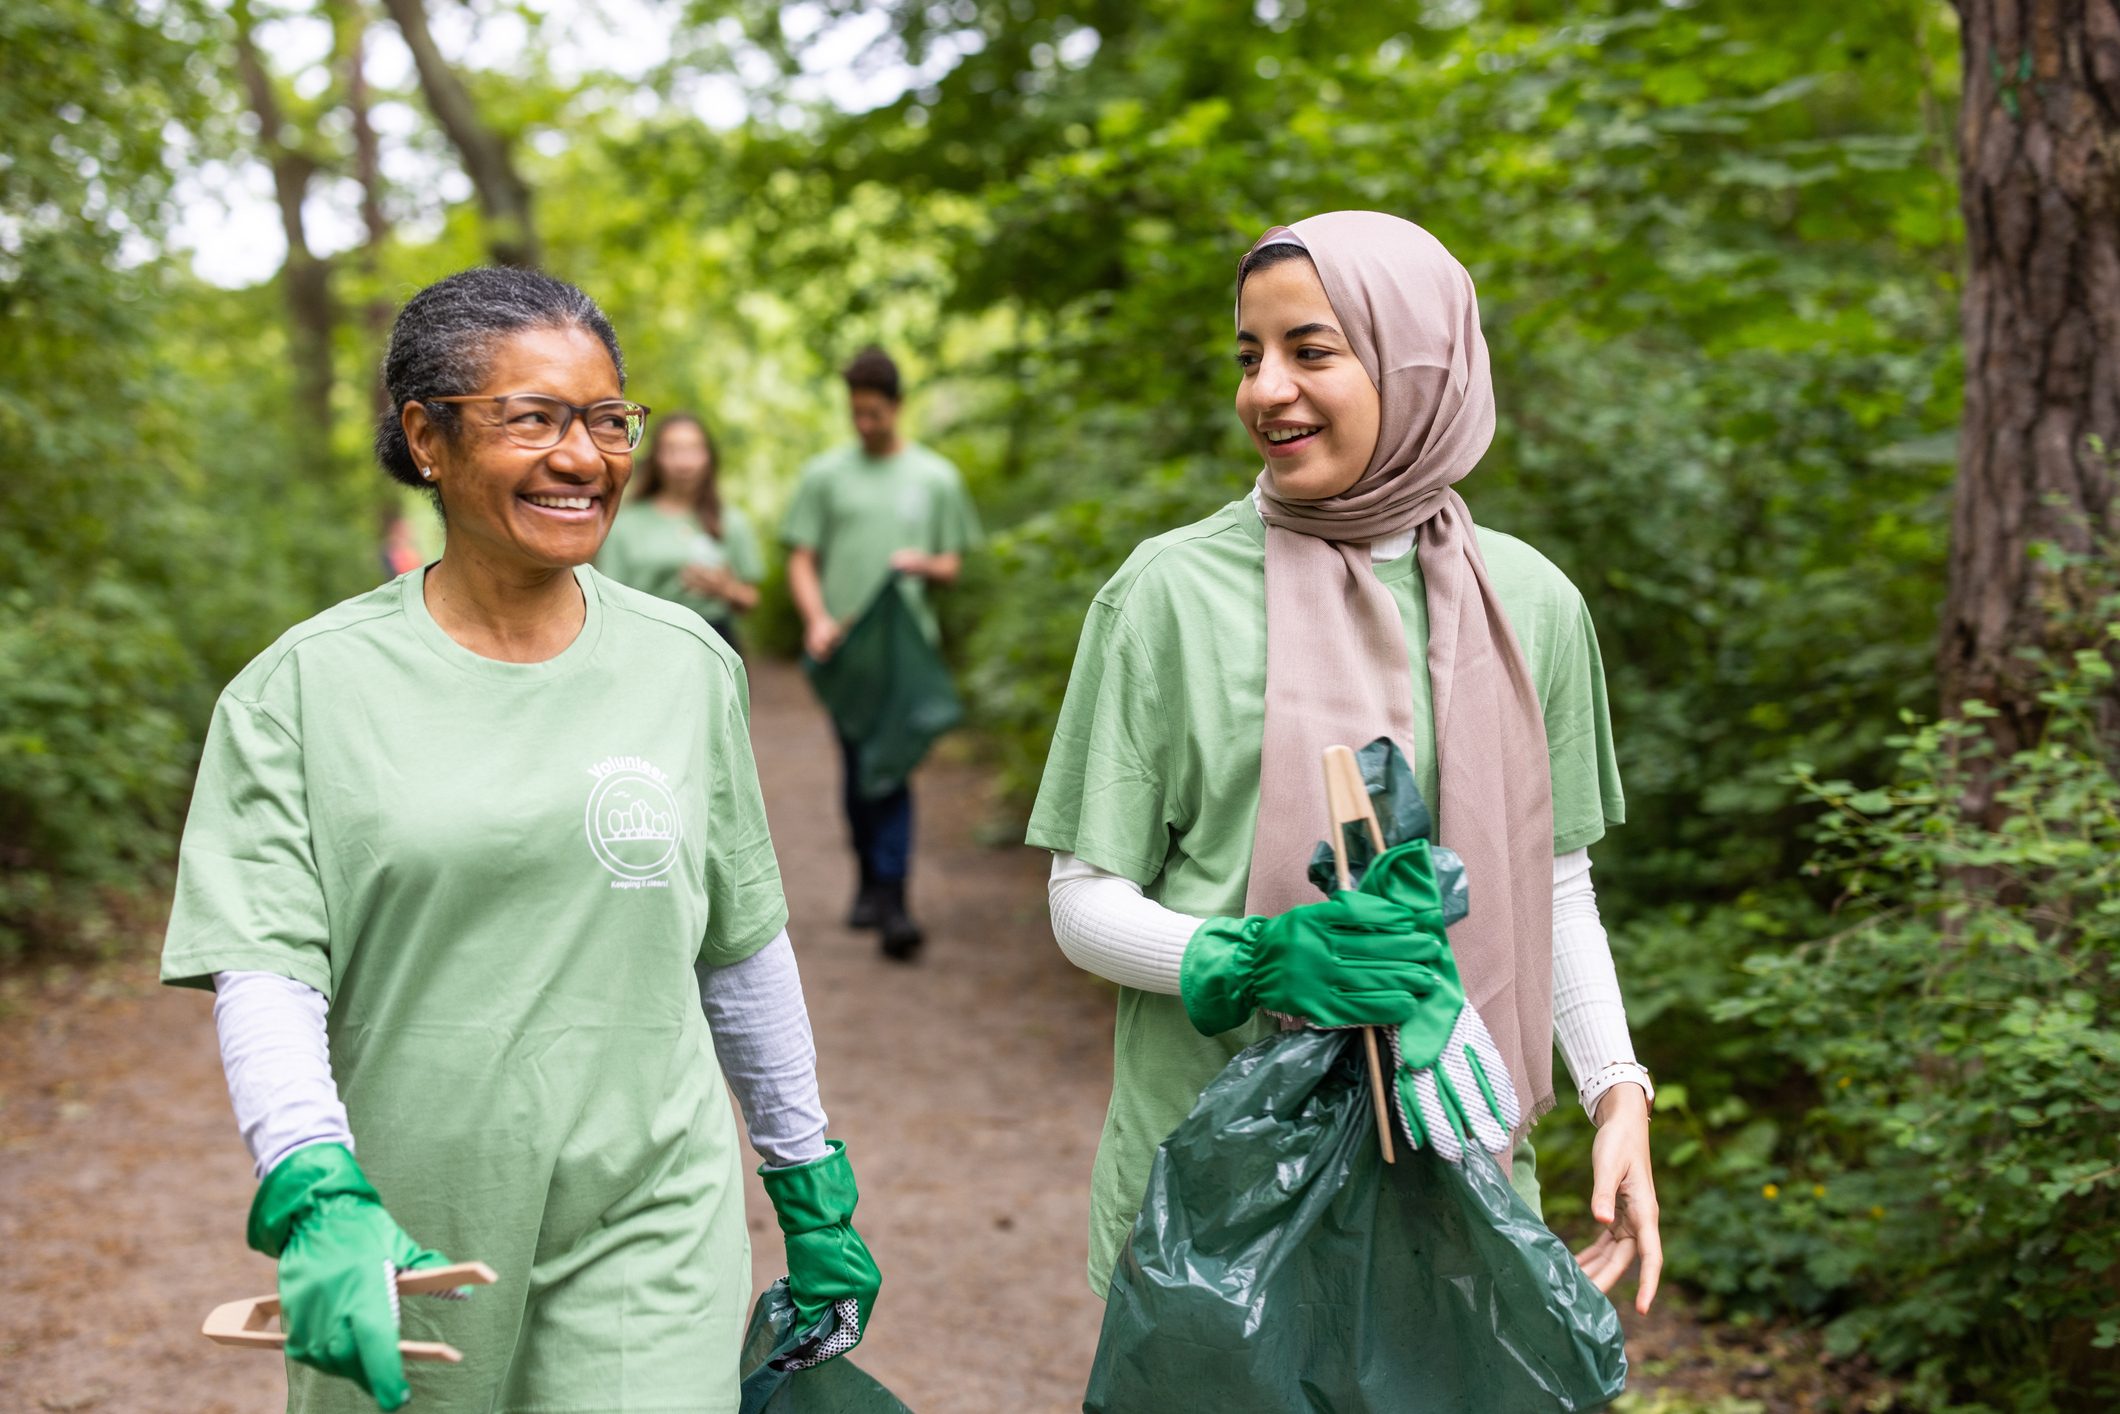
[[585, 770, 683, 880]]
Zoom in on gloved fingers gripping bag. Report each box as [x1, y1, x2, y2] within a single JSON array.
[[738, 1279, 913, 1414], [1084, 1028, 1626, 1413], [804, 575, 964, 800], [1087, 738, 1626, 1413]]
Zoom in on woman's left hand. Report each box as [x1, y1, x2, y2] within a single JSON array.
[[1572, 1082, 1661, 1313]]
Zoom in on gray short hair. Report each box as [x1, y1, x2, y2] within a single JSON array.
[[374, 268, 625, 492]]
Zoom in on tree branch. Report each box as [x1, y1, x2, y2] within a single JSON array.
[[378, 0, 540, 268]]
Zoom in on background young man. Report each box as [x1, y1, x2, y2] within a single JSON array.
[[783, 347, 982, 959]]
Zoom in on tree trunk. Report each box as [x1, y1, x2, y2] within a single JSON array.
[[332, 0, 393, 420], [1943, 1, 2120, 781], [232, 0, 335, 467], [380, 0, 541, 268]]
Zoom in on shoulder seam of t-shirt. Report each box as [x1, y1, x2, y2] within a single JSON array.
[[595, 576, 747, 687], [1093, 508, 1251, 614], [224, 591, 404, 718], [1474, 525, 1588, 604]]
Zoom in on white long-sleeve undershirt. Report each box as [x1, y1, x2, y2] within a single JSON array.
[[212, 969, 354, 1177], [1047, 847, 1651, 1117], [212, 929, 831, 1178], [694, 935, 831, 1168], [1050, 497, 1649, 1117]]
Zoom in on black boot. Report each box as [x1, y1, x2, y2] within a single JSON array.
[[846, 869, 883, 930], [876, 879, 923, 962]]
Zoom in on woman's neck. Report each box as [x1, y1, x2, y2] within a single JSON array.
[[653, 488, 698, 517], [424, 546, 585, 663]]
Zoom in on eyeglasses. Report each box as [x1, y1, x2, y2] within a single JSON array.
[[423, 393, 652, 453]]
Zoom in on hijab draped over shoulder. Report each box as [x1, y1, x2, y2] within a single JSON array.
[[1242, 210, 1559, 1132]]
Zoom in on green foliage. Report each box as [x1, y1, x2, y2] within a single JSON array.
[[16, 2, 2114, 1404], [798, 4, 2108, 1404], [0, 1, 370, 954], [1688, 562, 2120, 1410]]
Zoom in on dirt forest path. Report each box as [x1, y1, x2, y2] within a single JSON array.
[[0, 659, 1112, 1413], [0, 658, 1747, 1414]]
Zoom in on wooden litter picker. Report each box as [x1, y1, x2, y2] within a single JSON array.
[[1324, 743, 1398, 1166], [202, 1261, 498, 1363]]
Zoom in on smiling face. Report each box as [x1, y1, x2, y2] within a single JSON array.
[[1235, 254, 1381, 501], [404, 324, 632, 573]]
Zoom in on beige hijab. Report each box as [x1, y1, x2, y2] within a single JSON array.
[[1241, 210, 1558, 1131]]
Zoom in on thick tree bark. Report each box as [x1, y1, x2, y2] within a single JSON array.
[[380, 0, 540, 268], [1943, 2, 2120, 774], [232, 0, 335, 465]]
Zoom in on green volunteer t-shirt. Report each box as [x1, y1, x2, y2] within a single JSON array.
[[597, 499, 765, 628], [779, 440, 982, 640], [1026, 498, 1625, 1296], [161, 565, 786, 1413]]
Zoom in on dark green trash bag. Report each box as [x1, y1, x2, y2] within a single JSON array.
[[804, 575, 963, 800], [738, 1279, 913, 1414], [1083, 738, 1628, 1414]]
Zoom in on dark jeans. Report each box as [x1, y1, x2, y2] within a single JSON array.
[[837, 731, 912, 883]]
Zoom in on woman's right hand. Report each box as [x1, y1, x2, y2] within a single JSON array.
[[803, 615, 842, 662], [250, 1144, 458, 1411]]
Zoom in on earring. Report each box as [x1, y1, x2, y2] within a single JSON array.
[[420, 466, 434, 480]]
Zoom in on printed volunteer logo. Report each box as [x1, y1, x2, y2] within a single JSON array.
[[585, 756, 683, 887]]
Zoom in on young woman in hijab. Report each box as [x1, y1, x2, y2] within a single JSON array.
[[162, 270, 877, 1413], [1029, 211, 1661, 1310], [598, 411, 764, 651]]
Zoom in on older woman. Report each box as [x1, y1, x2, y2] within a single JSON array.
[[1031, 212, 1662, 1311], [162, 269, 878, 1413]]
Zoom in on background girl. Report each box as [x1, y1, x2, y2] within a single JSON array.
[[599, 411, 764, 650]]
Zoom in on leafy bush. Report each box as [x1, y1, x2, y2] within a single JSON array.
[[0, 1, 371, 956], [1687, 562, 2120, 1411], [0, 586, 199, 946]]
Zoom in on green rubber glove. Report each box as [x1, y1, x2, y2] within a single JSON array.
[[758, 1140, 881, 1370], [248, 1144, 453, 1412], [1358, 841, 1520, 1162], [1180, 874, 1452, 1037]]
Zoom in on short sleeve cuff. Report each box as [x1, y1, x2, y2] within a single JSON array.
[[1024, 826, 1162, 889], [161, 948, 333, 999], [699, 896, 791, 969]]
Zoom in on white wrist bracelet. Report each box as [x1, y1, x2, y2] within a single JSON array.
[[1581, 1061, 1655, 1120]]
